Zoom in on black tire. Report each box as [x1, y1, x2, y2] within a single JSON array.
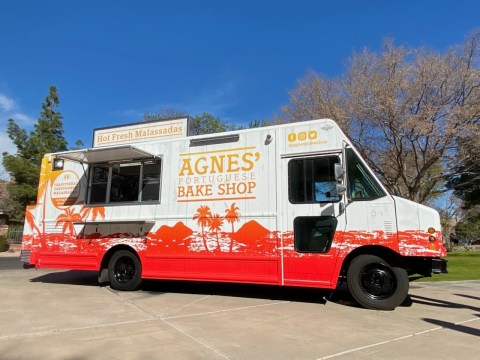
[[347, 254, 408, 310], [108, 250, 142, 291]]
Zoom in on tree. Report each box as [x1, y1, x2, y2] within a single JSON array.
[[453, 218, 480, 244], [190, 112, 240, 135], [280, 33, 480, 204], [2, 86, 68, 220], [143, 109, 188, 122], [247, 119, 272, 128], [446, 134, 480, 215], [142, 110, 240, 136]]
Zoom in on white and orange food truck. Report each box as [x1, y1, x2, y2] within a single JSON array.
[[20, 117, 447, 310]]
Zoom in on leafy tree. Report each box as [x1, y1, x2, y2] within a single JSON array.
[[280, 33, 480, 204], [2, 86, 68, 220]]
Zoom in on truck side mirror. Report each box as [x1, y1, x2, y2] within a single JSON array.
[[334, 163, 345, 181], [336, 184, 347, 196]]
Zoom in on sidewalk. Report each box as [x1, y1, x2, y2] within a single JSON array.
[[0, 266, 478, 359], [0, 249, 20, 257]]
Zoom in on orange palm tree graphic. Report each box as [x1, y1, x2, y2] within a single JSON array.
[[209, 213, 224, 249], [225, 203, 240, 252], [225, 203, 240, 232], [193, 205, 212, 252], [24, 206, 41, 235], [81, 206, 105, 221], [38, 157, 53, 236], [55, 208, 83, 236]]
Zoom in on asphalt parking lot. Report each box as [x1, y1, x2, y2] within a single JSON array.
[[0, 251, 479, 360]]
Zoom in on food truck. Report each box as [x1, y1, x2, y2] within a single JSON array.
[[20, 117, 447, 310]]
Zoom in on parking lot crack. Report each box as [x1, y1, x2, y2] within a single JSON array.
[[161, 318, 231, 360], [317, 316, 480, 359], [102, 287, 158, 319]]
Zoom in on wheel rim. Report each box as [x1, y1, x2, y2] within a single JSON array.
[[113, 256, 137, 284], [359, 264, 397, 300]]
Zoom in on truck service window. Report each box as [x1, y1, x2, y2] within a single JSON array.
[[346, 149, 386, 200], [88, 160, 161, 204], [89, 165, 109, 203], [141, 160, 161, 201], [289, 156, 341, 203]]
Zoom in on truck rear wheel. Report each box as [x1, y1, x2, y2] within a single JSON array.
[[108, 250, 142, 291], [347, 254, 408, 310]]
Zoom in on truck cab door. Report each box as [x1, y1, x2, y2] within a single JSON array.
[[280, 153, 347, 287]]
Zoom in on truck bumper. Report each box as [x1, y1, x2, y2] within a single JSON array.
[[20, 250, 35, 269], [432, 258, 448, 274]]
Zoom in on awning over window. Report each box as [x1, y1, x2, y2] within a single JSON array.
[[55, 145, 158, 164]]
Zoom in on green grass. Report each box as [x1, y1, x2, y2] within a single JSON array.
[[417, 251, 480, 282]]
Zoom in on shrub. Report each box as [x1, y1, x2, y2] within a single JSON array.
[[0, 235, 7, 252]]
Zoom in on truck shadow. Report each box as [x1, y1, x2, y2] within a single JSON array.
[[30, 270, 366, 307], [142, 279, 362, 307], [30, 270, 99, 287]]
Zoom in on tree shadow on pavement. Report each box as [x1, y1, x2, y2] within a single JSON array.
[[422, 316, 480, 337], [409, 293, 480, 313], [411, 293, 480, 337]]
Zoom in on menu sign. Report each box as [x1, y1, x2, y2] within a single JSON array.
[[93, 118, 188, 147]]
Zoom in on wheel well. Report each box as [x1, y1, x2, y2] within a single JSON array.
[[340, 245, 405, 277], [100, 245, 140, 273]]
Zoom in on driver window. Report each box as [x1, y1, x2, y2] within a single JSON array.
[[289, 156, 341, 204]]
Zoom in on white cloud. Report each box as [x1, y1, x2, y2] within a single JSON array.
[[0, 91, 33, 180], [117, 71, 243, 124], [185, 76, 242, 118], [0, 131, 16, 155], [0, 94, 15, 112], [9, 112, 35, 126], [0, 92, 35, 131], [0, 130, 16, 180]]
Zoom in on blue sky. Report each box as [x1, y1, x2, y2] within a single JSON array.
[[1, 0, 479, 177]]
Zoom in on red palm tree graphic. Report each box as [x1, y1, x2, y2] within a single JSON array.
[[225, 203, 240, 252], [209, 213, 224, 249], [193, 205, 212, 252]]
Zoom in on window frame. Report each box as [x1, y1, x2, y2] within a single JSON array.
[[87, 158, 162, 205]]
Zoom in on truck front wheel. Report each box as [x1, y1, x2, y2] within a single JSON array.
[[108, 250, 142, 291], [347, 254, 408, 310]]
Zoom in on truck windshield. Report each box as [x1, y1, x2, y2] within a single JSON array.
[[346, 149, 386, 200]]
